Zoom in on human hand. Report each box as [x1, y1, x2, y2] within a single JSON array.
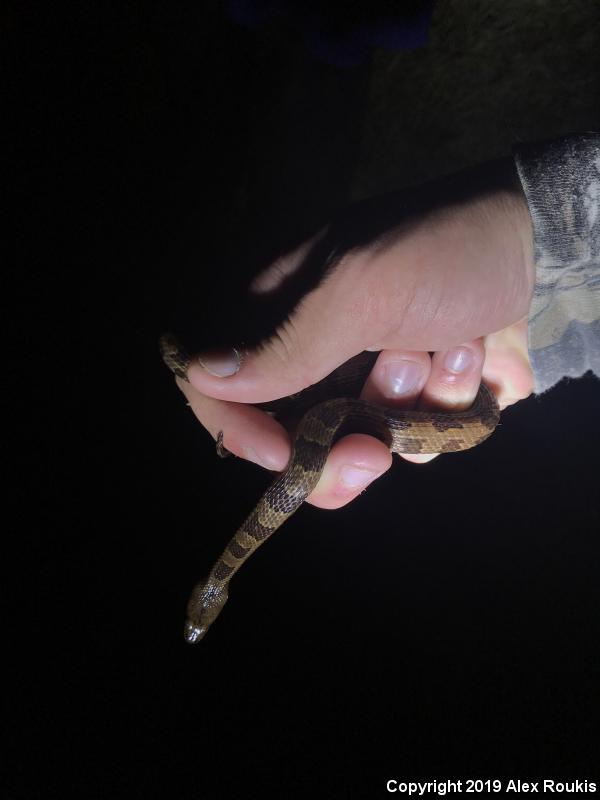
[[173, 162, 535, 509]]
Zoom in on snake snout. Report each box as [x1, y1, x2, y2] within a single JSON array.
[[183, 619, 207, 644]]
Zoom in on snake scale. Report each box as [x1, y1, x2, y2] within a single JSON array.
[[160, 333, 500, 643]]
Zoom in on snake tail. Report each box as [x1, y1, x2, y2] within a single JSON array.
[[159, 332, 191, 381]]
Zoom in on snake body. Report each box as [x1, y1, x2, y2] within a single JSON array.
[[160, 333, 500, 643]]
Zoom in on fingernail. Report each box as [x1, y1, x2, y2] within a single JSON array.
[[382, 361, 423, 397], [443, 347, 473, 374], [404, 453, 437, 464], [197, 347, 241, 377], [338, 465, 379, 490]]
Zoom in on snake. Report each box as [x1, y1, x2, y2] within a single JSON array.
[[159, 332, 500, 643]]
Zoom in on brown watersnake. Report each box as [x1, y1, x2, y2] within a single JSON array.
[[159, 333, 500, 643]]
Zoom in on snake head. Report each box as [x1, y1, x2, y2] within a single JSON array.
[[183, 619, 209, 644], [184, 582, 229, 644]]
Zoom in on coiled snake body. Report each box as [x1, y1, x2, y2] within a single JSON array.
[[160, 333, 500, 643]]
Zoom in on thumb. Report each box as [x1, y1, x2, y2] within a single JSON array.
[[185, 247, 383, 404]]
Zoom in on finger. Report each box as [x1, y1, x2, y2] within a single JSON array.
[[482, 319, 533, 410], [360, 349, 432, 407], [184, 311, 361, 405], [420, 338, 485, 409], [405, 338, 486, 464], [359, 349, 436, 465], [176, 378, 290, 472], [306, 434, 392, 510], [177, 378, 392, 510]]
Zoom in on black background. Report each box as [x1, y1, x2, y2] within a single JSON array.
[[7, 2, 600, 797]]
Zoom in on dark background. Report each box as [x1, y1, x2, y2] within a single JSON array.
[[7, 1, 600, 797]]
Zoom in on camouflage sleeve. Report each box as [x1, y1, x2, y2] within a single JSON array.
[[513, 133, 600, 393]]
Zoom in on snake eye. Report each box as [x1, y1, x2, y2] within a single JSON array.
[[183, 619, 206, 644]]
